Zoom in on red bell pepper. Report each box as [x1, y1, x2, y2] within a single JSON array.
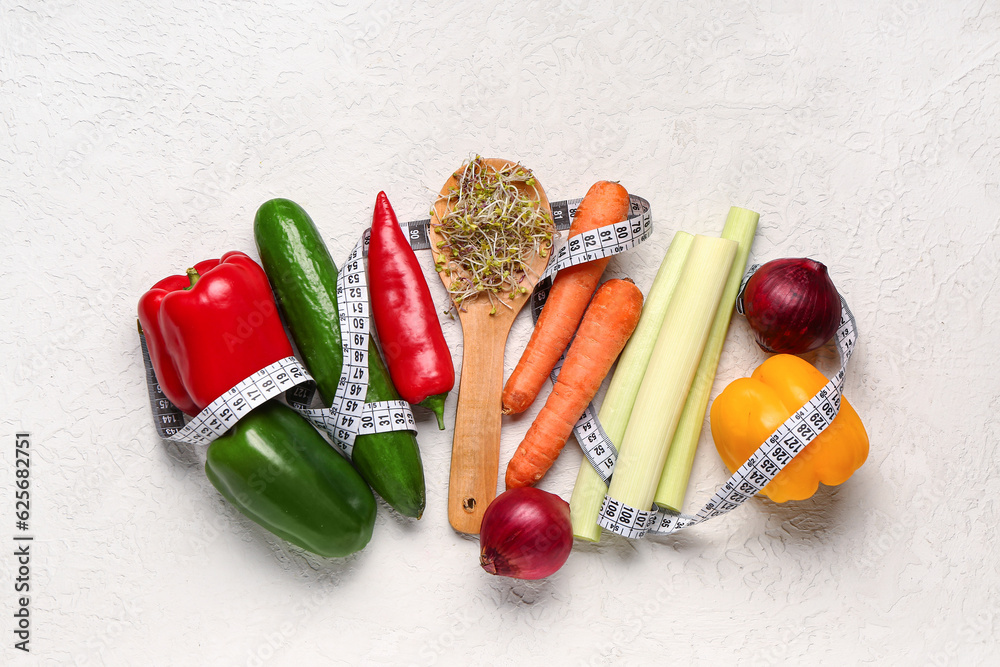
[[369, 191, 454, 429], [137, 251, 294, 415]]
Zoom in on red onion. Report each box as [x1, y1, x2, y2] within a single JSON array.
[[741, 258, 841, 355], [479, 488, 572, 580]]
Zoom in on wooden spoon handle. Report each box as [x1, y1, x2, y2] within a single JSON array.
[[448, 313, 512, 534]]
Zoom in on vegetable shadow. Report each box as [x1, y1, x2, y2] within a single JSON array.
[[157, 437, 366, 582], [160, 439, 201, 470], [379, 496, 424, 534], [755, 481, 856, 543], [573, 528, 662, 564]]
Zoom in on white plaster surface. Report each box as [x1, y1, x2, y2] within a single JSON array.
[[2, 0, 999, 664]]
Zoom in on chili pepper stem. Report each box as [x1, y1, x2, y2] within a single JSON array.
[[418, 393, 448, 430], [185, 268, 201, 289]]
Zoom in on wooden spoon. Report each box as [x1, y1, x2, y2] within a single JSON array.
[[429, 158, 552, 534]]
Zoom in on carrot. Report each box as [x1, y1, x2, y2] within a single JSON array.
[[505, 278, 643, 489], [502, 181, 631, 415]]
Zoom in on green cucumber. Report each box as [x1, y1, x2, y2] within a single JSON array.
[[254, 198, 426, 518]]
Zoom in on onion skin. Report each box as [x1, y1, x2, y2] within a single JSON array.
[[741, 258, 841, 355], [479, 488, 573, 580]]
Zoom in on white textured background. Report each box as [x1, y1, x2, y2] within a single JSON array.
[[2, 0, 999, 665]]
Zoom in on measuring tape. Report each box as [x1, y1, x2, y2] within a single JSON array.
[[528, 195, 652, 321], [140, 233, 415, 458], [139, 331, 189, 439], [519, 194, 653, 484], [288, 195, 650, 453], [140, 194, 652, 456], [588, 267, 859, 538], [296, 233, 415, 458], [139, 352, 312, 446]]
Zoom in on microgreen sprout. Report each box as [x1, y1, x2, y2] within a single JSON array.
[[432, 156, 554, 314]]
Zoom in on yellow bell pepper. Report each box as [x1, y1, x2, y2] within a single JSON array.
[[710, 354, 868, 503]]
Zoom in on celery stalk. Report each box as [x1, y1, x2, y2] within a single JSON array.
[[569, 232, 694, 541], [654, 207, 759, 512], [605, 235, 737, 513]]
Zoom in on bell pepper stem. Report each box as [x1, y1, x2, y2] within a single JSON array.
[[418, 393, 448, 430], [185, 268, 200, 289]]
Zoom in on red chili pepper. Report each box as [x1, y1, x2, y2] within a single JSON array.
[[137, 251, 294, 415], [369, 191, 454, 429]]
